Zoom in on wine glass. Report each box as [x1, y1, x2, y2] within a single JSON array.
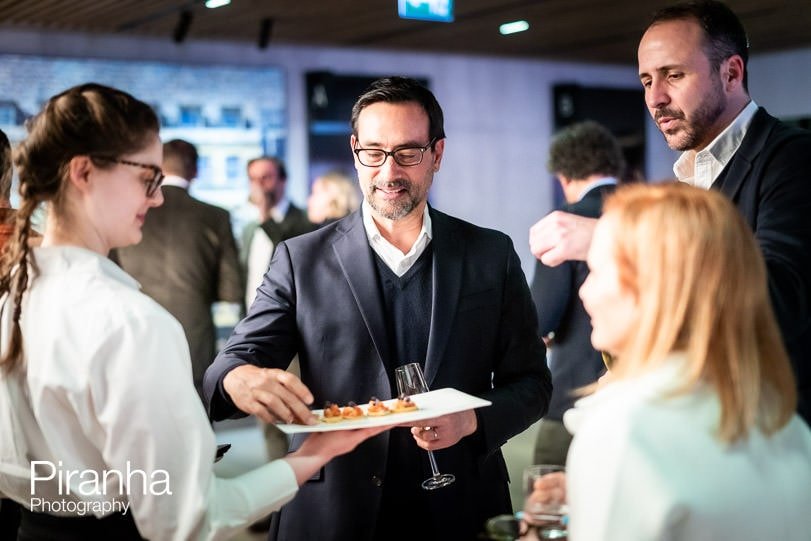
[[523, 465, 568, 539], [394, 362, 456, 490]]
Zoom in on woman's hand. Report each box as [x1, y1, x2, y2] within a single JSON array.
[[524, 471, 567, 525], [284, 426, 390, 485]]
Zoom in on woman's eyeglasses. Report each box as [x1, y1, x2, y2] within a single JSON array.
[[92, 156, 165, 197]]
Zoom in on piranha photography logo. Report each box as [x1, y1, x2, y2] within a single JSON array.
[[28, 460, 172, 516]]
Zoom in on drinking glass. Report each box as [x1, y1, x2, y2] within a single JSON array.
[[394, 362, 456, 490], [523, 464, 568, 539]]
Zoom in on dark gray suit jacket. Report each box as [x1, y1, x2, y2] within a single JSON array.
[[713, 107, 811, 424], [204, 207, 551, 541], [115, 185, 243, 397], [530, 183, 615, 420], [239, 203, 316, 268]]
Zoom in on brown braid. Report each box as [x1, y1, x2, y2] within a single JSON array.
[[1, 82, 159, 374], [0, 186, 40, 373]]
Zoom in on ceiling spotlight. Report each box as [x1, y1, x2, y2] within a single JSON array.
[[258, 17, 274, 49], [205, 0, 231, 7], [499, 20, 529, 35], [173, 10, 193, 43]]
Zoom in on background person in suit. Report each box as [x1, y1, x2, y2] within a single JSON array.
[[115, 138, 243, 400], [528, 0, 811, 425], [529, 121, 623, 466], [204, 76, 551, 541], [242, 156, 315, 308]]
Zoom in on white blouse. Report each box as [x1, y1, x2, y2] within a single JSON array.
[[564, 354, 811, 541], [0, 246, 298, 540]]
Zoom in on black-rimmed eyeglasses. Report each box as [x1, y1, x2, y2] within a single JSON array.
[[353, 138, 436, 168], [93, 157, 165, 197]]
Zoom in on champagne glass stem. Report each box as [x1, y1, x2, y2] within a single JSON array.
[[395, 362, 456, 490], [427, 450, 441, 477]]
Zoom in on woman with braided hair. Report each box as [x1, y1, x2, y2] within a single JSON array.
[[0, 83, 385, 541]]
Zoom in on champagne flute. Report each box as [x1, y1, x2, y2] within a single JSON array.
[[394, 362, 456, 490]]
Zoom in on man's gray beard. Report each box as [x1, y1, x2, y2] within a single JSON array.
[[367, 194, 416, 221]]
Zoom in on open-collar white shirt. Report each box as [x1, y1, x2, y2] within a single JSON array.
[[361, 200, 432, 277], [673, 100, 758, 189]]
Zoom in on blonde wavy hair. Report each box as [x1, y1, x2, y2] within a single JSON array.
[[601, 182, 796, 443], [309, 171, 360, 222]]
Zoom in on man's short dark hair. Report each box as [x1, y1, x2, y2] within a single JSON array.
[[547, 121, 625, 180], [650, 0, 749, 91], [162, 139, 198, 180], [0, 128, 12, 201], [247, 156, 287, 181], [351, 77, 445, 148]]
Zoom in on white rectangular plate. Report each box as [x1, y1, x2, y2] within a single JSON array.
[[275, 387, 491, 434]]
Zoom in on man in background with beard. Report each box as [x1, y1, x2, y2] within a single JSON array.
[[242, 156, 315, 308], [205, 76, 551, 541], [529, 0, 811, 425]]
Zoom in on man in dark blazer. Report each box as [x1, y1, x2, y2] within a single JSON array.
[[115, 139, 243, 400], [204, 77, 551, 541], [241, 156, 315, 308], [530, 0, 811, 424], [530, 121, 622, 466]]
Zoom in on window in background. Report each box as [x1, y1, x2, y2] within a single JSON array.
[[197, 155, 212, 184], [225, 156, 240, 181], [179, 105, 204, 127], [0, 53, 287, 222], [221, 106, 242, 128]]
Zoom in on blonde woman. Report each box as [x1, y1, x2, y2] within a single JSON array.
[[306, 171, 360, 227], [0, 83, 385, 541], [528, 183, 811, 540]]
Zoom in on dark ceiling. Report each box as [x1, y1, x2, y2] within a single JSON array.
[[0, 0, 809, 65]]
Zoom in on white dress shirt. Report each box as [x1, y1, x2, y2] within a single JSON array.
[[0, 246, 298, 541], [361, 200, 432, 277], [245, 197, 291, 308], [577, 177, 617, 202], [161, 174, 191, 190], [673, 100, 759, 189], [563, 353, 811, 541]]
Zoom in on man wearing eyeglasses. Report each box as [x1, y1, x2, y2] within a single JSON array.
[[204, 77, 551, 541]]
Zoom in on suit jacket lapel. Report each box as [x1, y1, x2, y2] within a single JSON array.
[[712, 108, 776, 202], [259, 204, 311, 246], [424, 208, 463, 387], [260, 218, 284, 246], [332, 211, 392, 369]]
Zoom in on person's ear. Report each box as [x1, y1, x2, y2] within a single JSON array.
[[350, 135, 361, 169], [67, 155, 94, 193], [722, 55, 745, 91], [431, 138, 445, 171]]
